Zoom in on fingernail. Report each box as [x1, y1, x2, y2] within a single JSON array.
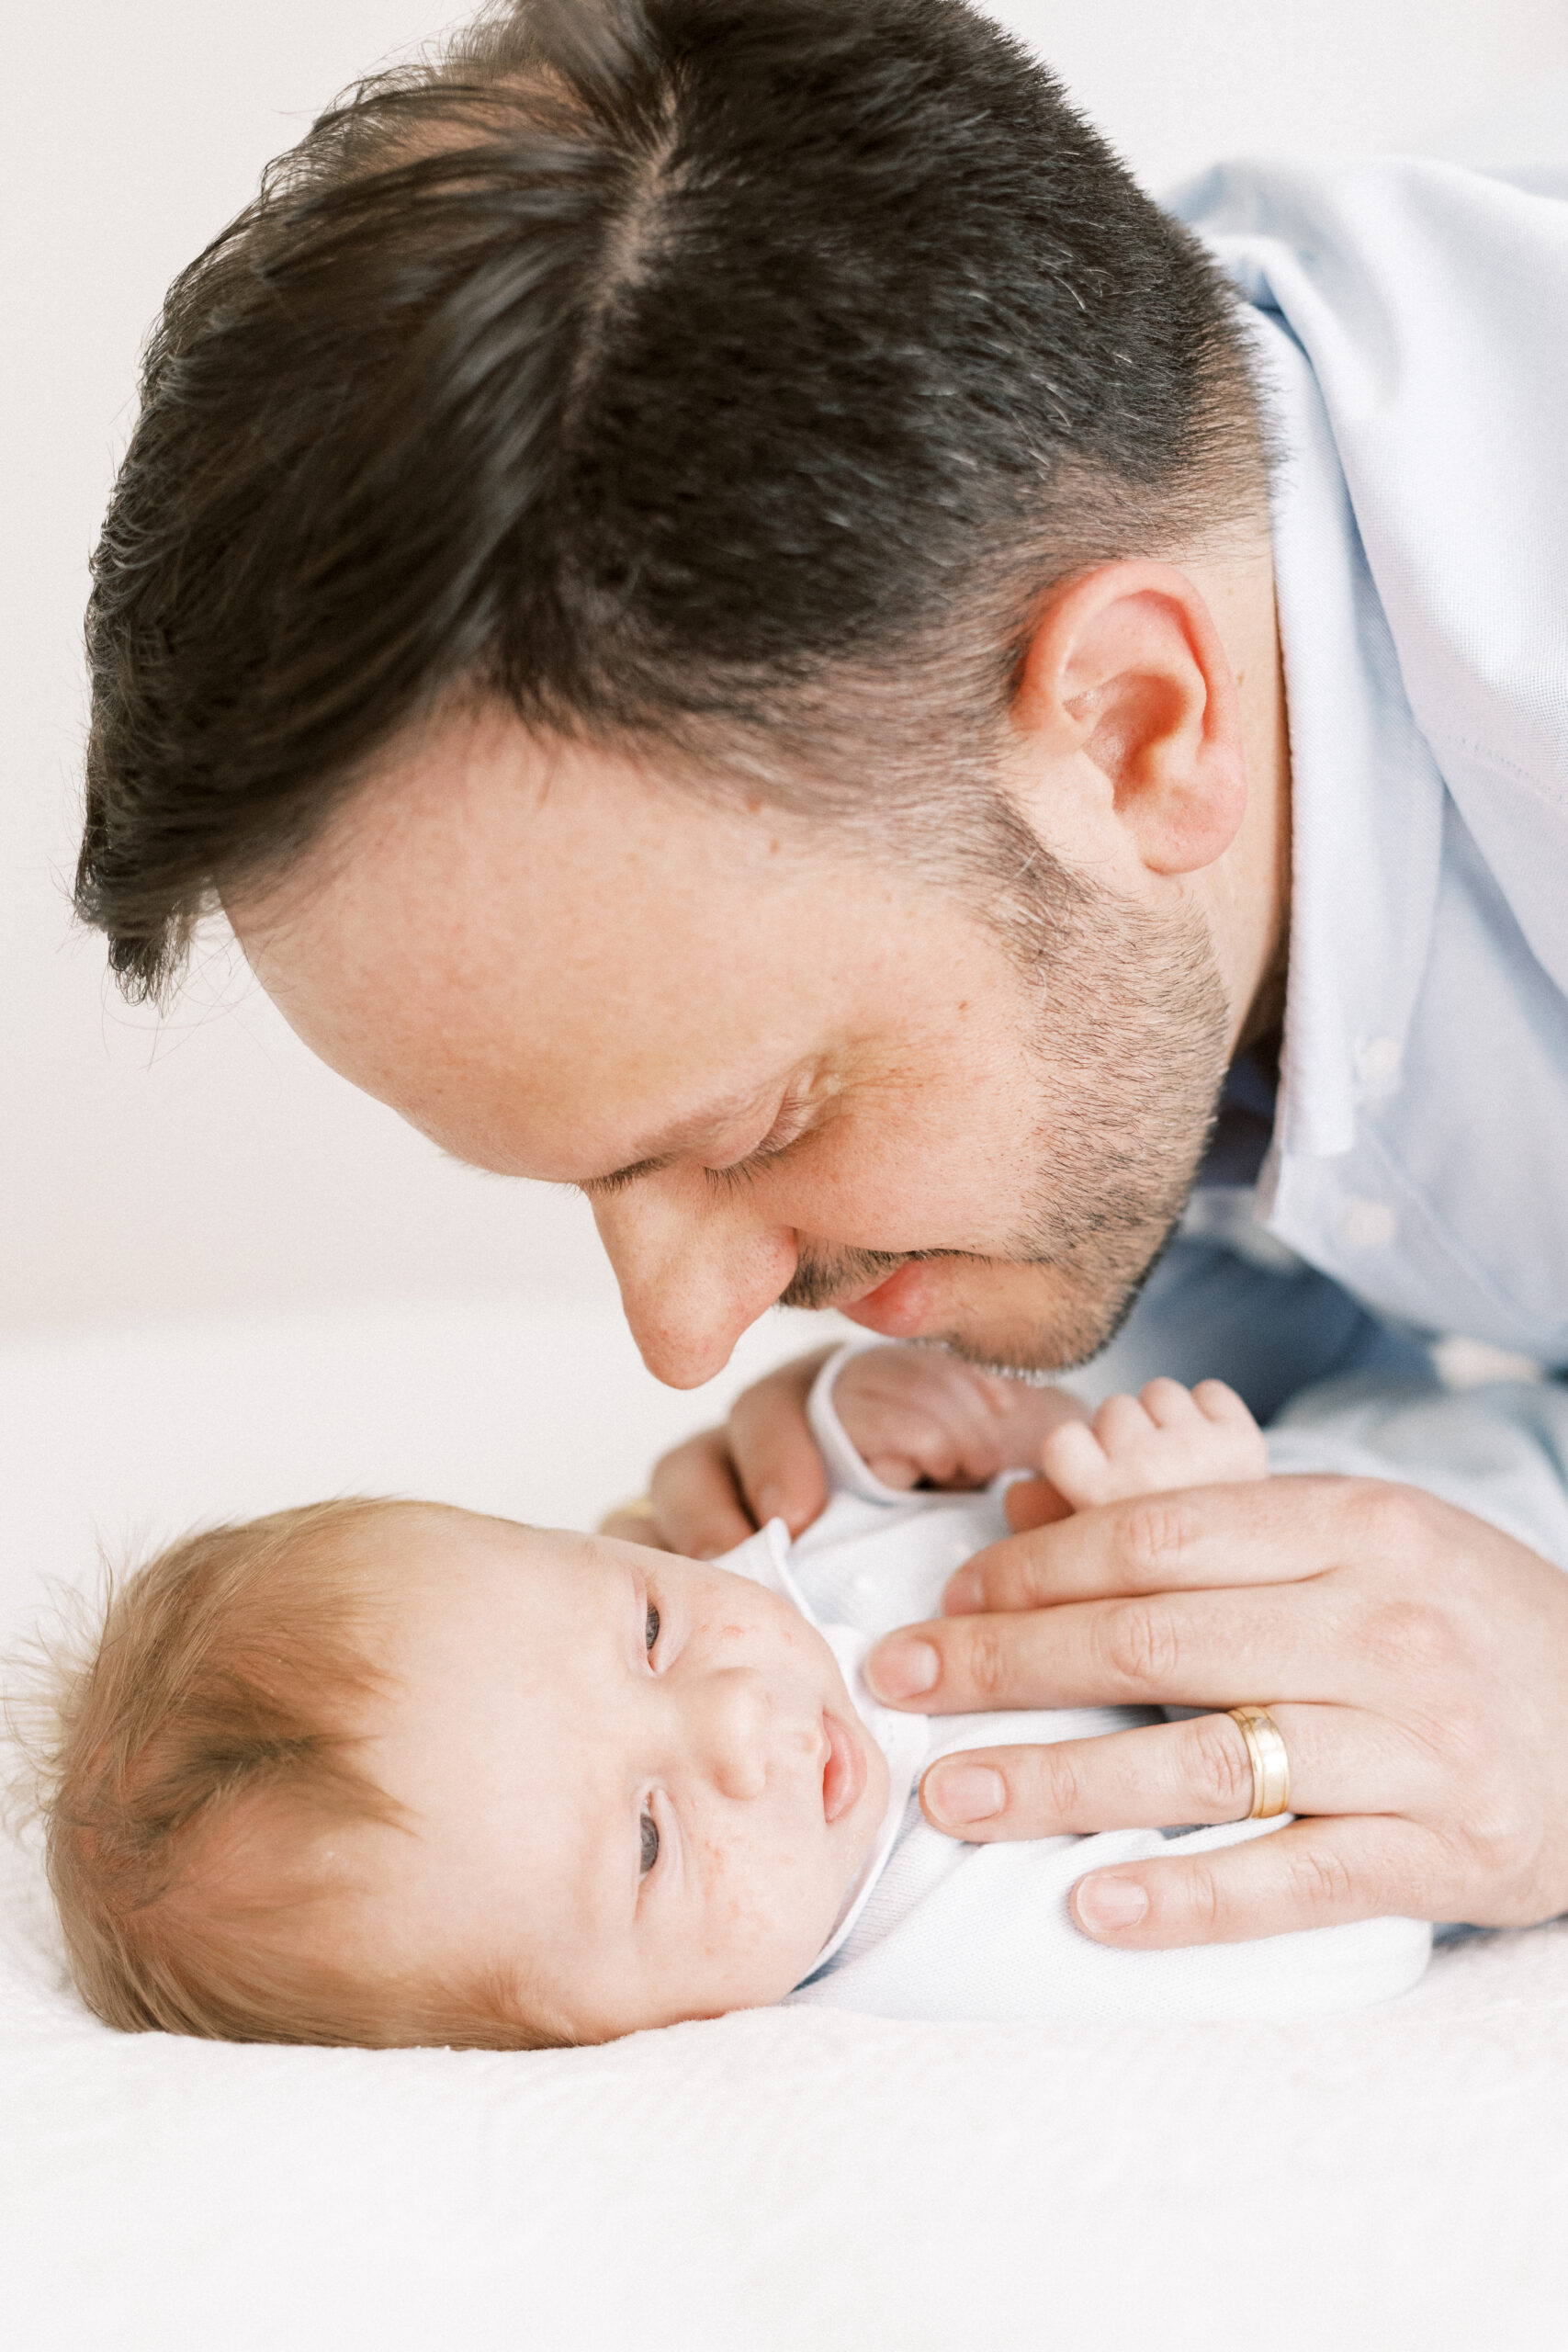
[[923, 1761, 1005, 1826], [944, 1567, 983, 1614], [1073, 1875, 1149, 1935], [864, 1636, 940, 1702]]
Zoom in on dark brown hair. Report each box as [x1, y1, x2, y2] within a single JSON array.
[[76, 0, 1267, 999]]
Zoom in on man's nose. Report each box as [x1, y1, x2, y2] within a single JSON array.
[[592, 1182, 799, 1388], [693, 1667, 773, 1801]]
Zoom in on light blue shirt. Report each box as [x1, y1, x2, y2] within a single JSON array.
[[1161, 159, 1568, 1369]]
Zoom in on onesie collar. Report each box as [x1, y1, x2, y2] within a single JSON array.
[[721, 1516, 930, 1977]]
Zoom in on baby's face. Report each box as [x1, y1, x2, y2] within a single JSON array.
[[342, 1510, 889, 2040]]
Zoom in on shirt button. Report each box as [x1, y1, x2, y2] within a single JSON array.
[[1339, 1198, 1397, 1249], [1357, 1036, 1401, 1084]]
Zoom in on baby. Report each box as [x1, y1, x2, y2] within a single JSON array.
[[34, 1346, 1432, 2050]]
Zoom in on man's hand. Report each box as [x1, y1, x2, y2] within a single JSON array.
[[862, 1476, 1568, 1946], [620, 1347, 1568, 1949]]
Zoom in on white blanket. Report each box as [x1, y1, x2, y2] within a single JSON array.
[[3, 1305, 1567, 2348]]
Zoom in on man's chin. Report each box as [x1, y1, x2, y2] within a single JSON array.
[[838, 1253, 1140, 1377]]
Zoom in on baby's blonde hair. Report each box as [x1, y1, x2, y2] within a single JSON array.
[[19, 1499, 565, 2050]]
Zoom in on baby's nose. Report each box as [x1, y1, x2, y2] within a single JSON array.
[[702, 1668, 772, 1801]]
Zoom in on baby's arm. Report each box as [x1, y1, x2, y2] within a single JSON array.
[[830, 1344, 1266, 1510]]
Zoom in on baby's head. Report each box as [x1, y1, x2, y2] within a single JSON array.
[[34, 1501, 888, 2048]]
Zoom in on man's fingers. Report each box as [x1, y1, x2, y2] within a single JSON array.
[[1067, 1815, 1438, 1948], [727, 1349, 835, 1535], [869, 1582, 1341, 1715], [945, 1475, 1369, 1614], [647, 1428, 758, 1559], [919, 1703, 1422, 1839]]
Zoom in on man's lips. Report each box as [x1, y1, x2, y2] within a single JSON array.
[[821, 1708, 866, 1824], [838, 1262, 937, 1337]]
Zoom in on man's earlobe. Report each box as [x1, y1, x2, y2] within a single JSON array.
[[1010, 560, 1247, 878]]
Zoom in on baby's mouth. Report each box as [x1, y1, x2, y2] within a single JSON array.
[[821, 1709, 866, 1824]]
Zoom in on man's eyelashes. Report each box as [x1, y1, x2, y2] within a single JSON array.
[[700, 1135, 800, 1194], [645, 1602, 660, 1654], [701, 1100, 818, 1194]]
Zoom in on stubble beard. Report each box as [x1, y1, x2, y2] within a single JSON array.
[[778, 877, 1231, 1376]]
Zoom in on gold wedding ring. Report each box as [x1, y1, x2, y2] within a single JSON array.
[[1228, 1705, 1292, 1819]]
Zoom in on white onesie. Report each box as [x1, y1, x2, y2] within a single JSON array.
[[720, 1349, 1432, 2023]]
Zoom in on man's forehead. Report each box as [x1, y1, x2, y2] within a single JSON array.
[[245, 718, 850, 1023], [234, 708, 1007, 1182]]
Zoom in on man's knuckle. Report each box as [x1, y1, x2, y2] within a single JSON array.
[[963, 1621, 1008, 1702], [1286, 1844, 1358, 1913], [1100, 1599, 1179, 1693], [1036, 1744, 1083, 1819], [1450, 1790, 1536, 1886], [1114, 1494, 1200, 1582], [1358, 1593, 1457, 1681], [1190, 1716, 1254, 1815], [1353, 1479, 1440, 1560], [1168, 1860, 1223, 1932]]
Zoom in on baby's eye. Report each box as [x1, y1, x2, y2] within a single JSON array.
[[645, 1602, 660, 1654], [639, 1812, 660, 1874]]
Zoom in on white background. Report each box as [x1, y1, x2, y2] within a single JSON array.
[[5, 0, 1567, 1341]]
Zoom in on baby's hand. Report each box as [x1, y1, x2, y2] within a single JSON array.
[[1011, 1377, 1267, 1527], [830, 1344, 1089, 1491]]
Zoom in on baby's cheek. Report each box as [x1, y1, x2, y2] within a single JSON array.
[[703, 1840, 840, 1998]]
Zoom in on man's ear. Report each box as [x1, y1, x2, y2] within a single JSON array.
[[1010, 560, 1247, 877]]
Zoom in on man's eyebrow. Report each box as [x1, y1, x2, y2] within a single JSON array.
[[577, 1085, 777, 1197]]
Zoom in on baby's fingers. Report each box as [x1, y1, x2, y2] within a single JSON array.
[[1192, 1378, 1255, 1430], [1039, 1417, 1113, 1510], [1137, 1377, 1203, 1430], [1092, 1391, 1159, 1453]]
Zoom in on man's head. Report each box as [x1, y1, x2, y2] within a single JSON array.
[[37, 1499, 887, 2046], [75, 0, 1280, 1380]]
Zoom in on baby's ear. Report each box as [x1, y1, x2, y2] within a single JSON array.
[[1003, 1477, 1075, 1533]]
